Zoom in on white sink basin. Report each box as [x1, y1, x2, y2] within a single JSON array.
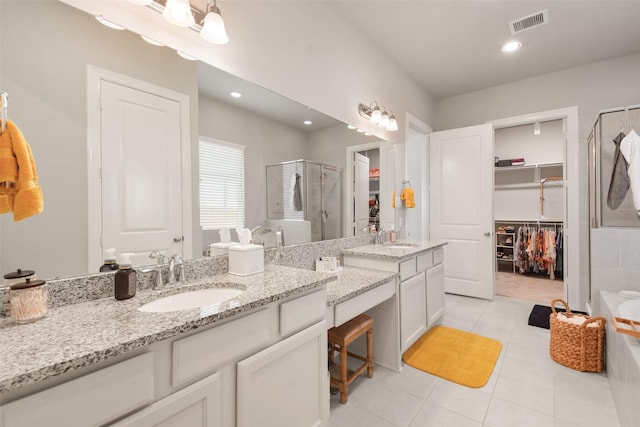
[[138, 287, 244, 313]]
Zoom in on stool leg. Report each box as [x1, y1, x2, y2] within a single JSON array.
[[366, 328, 374, 378], [340, 345, 348, 404]]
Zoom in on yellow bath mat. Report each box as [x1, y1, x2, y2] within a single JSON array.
[[402, 325, 502, 388]]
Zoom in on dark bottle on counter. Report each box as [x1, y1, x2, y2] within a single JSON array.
[[115, 253, 136, 300], [100, 248, 119, 272]]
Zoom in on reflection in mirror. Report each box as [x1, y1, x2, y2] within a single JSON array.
[[0, 0, 380, 281]]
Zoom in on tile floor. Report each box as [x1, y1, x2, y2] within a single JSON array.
[[328, 294, 621, 427]]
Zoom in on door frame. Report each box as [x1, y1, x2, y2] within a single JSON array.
[[345, 141, 392, 237], [487, 106, 579, 306], [87, 65, 192, 273], [404, 113, 432, 240]]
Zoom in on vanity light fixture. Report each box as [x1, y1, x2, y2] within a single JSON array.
[[163, 0, 195, 28], [230, 91, 242, 98], [95, 15, 125, 30], [347, 124, 357, 130], [356, 128, 365, 133], [501, 40, 522, 53], [358, 102, 399, 131], [200, 0, 229, 45], [127, 0, 154, 5]]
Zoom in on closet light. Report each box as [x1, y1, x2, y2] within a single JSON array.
[[230, 92, 242, 98], [304, 121, 312, 126], [534, 122, 541, 135], [163, 0, 195, 28], [95, 15, 125, 30], [200, 0, 229, 45]]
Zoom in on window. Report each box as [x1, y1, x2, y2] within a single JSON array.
[[199, 137, 245, 229]]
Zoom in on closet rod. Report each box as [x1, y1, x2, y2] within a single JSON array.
[[495, 219, 564, 224]]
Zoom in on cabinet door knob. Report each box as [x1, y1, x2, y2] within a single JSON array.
[[484, 231, 491, 237]]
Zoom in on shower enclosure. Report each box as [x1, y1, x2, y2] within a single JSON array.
[[266, 160, 342, 244]]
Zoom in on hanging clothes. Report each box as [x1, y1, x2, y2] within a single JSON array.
[[607, 132, 630, 210], [515, 224, 562, 279], [290, 172, 302, 211], [0, 119, 44, 221], [620, 129, 640, 211]]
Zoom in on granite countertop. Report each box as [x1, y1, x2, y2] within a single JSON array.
[[342, 240, 447, 260], [0, 265, 335, 394], [326, 267, 398, 306]]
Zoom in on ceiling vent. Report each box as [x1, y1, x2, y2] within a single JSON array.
[[508, 9, 548, 35]]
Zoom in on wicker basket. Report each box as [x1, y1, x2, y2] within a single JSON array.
[[549, 299, 606, 372]]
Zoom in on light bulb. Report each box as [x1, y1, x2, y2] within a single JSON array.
[[163, 0, 195, 28], [200, 8, 229, 44], [127, 0, 153, 5], [379, 109, 390, 128], [370, 105, 381, 123], [386, 115, 399, 132], [95, 15, 125, 30]]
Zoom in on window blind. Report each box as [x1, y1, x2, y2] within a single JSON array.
[[199, 137, 245, 230]]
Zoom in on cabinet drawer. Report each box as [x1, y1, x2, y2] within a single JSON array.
[[172, 308, 271, 387], [416, 252, 434, 272], [334, 280, 395, 326], [433, 248, 444, 265], [399, 257, 417, 281], [280, 289, 326, 337], [1, 353, 154, 427]]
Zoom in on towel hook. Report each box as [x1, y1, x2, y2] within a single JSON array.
[[0, 91, 8, 135]]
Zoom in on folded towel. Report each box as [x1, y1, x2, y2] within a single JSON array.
[[0, 119, 43, 221], [401, 186, 416, 208]]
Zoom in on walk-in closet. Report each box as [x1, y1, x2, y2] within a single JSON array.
[[494, 119, 565, 303]]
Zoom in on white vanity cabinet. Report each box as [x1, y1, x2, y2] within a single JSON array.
[[343, 244, 445, 353], [0, 287, 329, 427], [110, 372, 222, 427]]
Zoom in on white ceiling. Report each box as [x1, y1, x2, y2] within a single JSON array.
[[197, 0, 640, 129], [330, 0, 640, 99]]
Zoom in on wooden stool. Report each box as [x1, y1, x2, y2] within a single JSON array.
[[327, 313, 374, 404]]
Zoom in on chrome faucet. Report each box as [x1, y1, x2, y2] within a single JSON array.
[[143, 250, 166, 290], [168, 255, 185, 286]]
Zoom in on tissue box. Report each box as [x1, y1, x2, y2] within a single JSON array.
[[228, 244, 264, 276], [208, 242, 238, 256]]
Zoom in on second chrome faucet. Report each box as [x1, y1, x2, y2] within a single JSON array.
[[142, 251, 186, 290]]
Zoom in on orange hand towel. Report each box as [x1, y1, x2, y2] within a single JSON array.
[[401, 186, 416, 208], [0, 119, 44, 221]]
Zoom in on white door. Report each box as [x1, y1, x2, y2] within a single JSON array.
[[100, 80, 183, 267], [430, 124, 494, 299], [353, 152, 370, 235]]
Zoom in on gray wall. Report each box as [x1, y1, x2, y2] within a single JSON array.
[[0, 1, 198, 279], [435, 52, 640, 312]]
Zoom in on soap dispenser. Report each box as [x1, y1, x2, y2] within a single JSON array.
[[115, 253, 136, 300], [100, 248, 119, 272]]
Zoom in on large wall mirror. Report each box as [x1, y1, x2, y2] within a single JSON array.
[[0, 0, 380, 281]]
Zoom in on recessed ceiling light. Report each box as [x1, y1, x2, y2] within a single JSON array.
[[303, 120, 312, 125], [230, 92, 242, 98], [141, 35, 164, 46], [501, 41, 522, 53], [96, 15, 125, 30], [176, 50, 197, 61], [347, 124, 357, 130]]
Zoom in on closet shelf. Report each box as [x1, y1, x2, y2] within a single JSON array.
[[494, 161, 563, 171]]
